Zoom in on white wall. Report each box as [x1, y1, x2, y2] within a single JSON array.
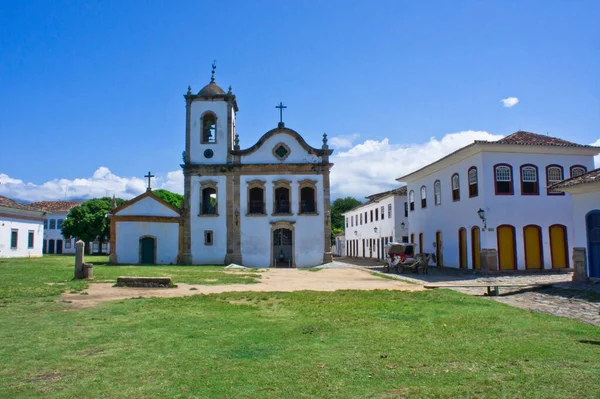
[[42, 211, 76, 254], [241, 132, 321, 164], [189, 175, 228, 264], [570, 191, 599, 249], [406, 151, 595, 269], [117, 196, 179, 217], [0, 216, 43, 258], [240, 174, 325, 267], [189, 100, 230, 164], [343, 194, 408, 258], [115, 221, 179, 264]]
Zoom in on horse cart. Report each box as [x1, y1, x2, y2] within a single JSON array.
[[384, 242, 434, 275]]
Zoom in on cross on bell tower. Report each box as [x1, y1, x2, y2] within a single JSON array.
[[275, 102, 287, 128], [144, 171, 155, 192]]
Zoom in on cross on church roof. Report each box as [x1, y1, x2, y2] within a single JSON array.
[[144, 171, 155, 192], [276, 102, 287, 128]]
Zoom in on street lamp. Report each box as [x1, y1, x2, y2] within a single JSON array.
[[400, 222, 405, 230], [477, 208, 487, 229]]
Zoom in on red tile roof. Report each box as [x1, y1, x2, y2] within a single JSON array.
[[550, 168, 600, 190], [0, 195, 45, 213], [491, 131, 591, 147], [29, 201, 82, 213]]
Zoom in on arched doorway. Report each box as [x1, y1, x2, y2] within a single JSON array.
[[435, 231, 443, 266], [471, 227, 481, 270], [549, 224, 569, 268], [587, 211, 600, 278], [273, 228, 293, 267], [524, 225, 543, 269], [140, 236, 156, 264], [458, 228, 467, 268], [497, 225, 516, 270]]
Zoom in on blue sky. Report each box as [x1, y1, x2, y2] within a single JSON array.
[[1, 0, 599, 201]]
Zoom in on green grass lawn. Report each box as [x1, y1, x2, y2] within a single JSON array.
[[0, 256, 598, 398]]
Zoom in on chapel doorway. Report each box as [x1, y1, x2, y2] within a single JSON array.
[[56, 239, 63, 254], [586, 211, 600, 278], [458, 228, 467, 268], [549, 224, 569, 268], [140, 237, 156, 265], [524, 225, 543, 269], [435, 231, 443, 266], [273, 228, 293, 267], [471, 227, 481, 270], [48, 239, 55, 254], [497, 225, 516, 270]]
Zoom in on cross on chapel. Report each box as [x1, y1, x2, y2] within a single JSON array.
[[144, 171, 155, 192], [276, 102, 287, 127]]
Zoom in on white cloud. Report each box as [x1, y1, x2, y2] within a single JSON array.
[[0, 167, 183, 203], [591, 139, 600, 168], [329, 130, 504, 199], [501, 97, 519, 108], [329, 133, 360, 149]]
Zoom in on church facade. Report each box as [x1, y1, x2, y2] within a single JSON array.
[[110, 71, 334, 267]]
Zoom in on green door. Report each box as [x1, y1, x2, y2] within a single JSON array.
[[140, 237, 155, 264]]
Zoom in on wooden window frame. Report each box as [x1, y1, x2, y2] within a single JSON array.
[[409, 190, 415, 211], [49, 219, 56, 230], [451, 173, 460, 202], [27, 230, 34, 249], [298, 180, 318, 215], [204, 230, 214, 246], [247, 180, 267, 216], [520, 164, 539, 196], [381, 206, 385, 220], [570, 165, 587, 178], [10, 229, 18, 249], [494, 163, 514, 195], [468, 166, 478, 198], [272, 179, 293, 216], [434, 180, 441, 205], [546, 165, 565, 196], [420, 185, 427, 208]]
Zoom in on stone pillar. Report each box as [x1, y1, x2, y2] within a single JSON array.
[[75, 240, 85, 279], [322, 163, 333, 264], [480, 249, 498, 275], [182, 170, 193, 265], [572, 247, 588, 283]]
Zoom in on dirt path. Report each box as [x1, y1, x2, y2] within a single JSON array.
[[61, 268, 423, 309]]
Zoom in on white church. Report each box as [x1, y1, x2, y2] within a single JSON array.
[[109, 68, 333, 267]]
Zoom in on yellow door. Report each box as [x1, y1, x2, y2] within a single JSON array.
[[459, 228, 467, 268], [550, 225, 568, 268], [524, 225, 543, 269], [497, 225, 516, 270], [471, 227, 481, 270]]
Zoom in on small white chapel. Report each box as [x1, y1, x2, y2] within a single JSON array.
[[109, 66, 334, 267]]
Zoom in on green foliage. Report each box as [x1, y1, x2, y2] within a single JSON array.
[[61, 197, 125, 247], [331, 196, 362, 232], [152, 189, 184, 209]]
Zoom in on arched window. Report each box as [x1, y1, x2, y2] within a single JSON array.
[[520, 164, 539, 195], [200, 182, 218, 215], [420, 186, 427, 208], [434, 180, 441, 205], [409, 190, 415, 211], [201, 113, 217, 144], [494, 164, 513, 195], [571, 165, 587, 177], [546, 165, 564, 196], [273, 180, 292, 215], [468, 167, 478, 197], [451, 173, 460, 201], [248, 187, 265, 215], [300, 187, 316, 214]]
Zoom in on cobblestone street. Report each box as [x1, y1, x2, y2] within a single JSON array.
[[331, 257, 600, 326]]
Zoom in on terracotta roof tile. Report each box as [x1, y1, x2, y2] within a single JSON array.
[[0, 195, 45, 213], [550, 168, 600, 190], [492, 131, 590, 147], [29, 201, 82, 213]]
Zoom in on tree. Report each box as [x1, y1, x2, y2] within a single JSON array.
[[61, 197, 125, 254], [153, 189, 183, 209], [331, 196, 362, 233]]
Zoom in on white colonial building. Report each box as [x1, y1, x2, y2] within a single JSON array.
[[551, 168, 600, 279], [0, 195, 44, 258], [30, 201, 82, 254], [342, 187, 409, 259], [110, 68, 333, 267], [397, 131, 599, 271]]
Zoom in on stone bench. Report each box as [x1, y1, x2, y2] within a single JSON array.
[[115, 277, 175, 288], [424, 283, 553, 296]]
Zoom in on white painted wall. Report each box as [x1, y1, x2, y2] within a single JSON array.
[[405, 151, 595, 269], [42, 211, 76, 254], [240, 174, 325, 267], [117, 196, 180, 217], [570, 191, 600, 249], [189, 100, 231, 164], [0, 215, 43, 258], [241, 132, 321, 164], [189, 175, 228, 264], [115, 221, 179, 264], [343, 193, 408, 258]]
